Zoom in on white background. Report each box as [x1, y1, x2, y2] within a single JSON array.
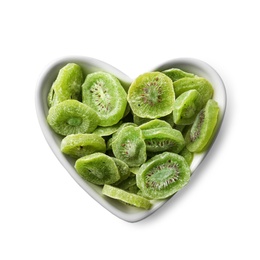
[[1, 0, 259, 259]]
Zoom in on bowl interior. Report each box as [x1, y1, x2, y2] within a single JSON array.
[[35, 56, 226, 222]]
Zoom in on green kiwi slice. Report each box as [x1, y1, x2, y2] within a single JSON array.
[[173, 89, 202, 125], [82, 71, 127, 127], [111, 125, 147, 167], [186, 99, 219, 153], [74, 153, 120, 185], [60, 133, 106, 158], [92, 121, 122, 137], [136, 152, 191, 200], [127, 72, 175, 119], [112, 158, 131, 186], [142, 127, 185, 154], [47, 63, 84, 107], [139, 119, 173, 131], [47, 100, 100, 136], [102, 184, 152, 210], [162, 68, 196, 82], [173, 77, 213, 107], [179, 147, 194, 166]]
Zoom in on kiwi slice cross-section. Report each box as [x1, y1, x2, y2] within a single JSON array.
[[47, 99, 100, 136], [47, 63, 84, 108], [142, 127, 185, 154], [102, 184, 152, 210], [136, 152, 191, 200], [82, 71, 127, 127], [112, 125, 147, 167], [60, 133, 106, 158], [75, 153, 120, 185], [127, 72, 175, 119], [173, 77, 213, 107], [162, 68, 196, 82], [173, 89, 203, 125], [186, 99, 219, 153]]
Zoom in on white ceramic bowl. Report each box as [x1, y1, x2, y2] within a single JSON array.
[[35, 56, 227, 222]]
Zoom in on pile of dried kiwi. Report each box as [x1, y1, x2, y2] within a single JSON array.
[[46, 63, 219, 210]]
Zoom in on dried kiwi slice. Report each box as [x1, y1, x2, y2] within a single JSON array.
[[60, 133, 106, 158], [102, 184, 152, 210], [136, 152, 191, 200], [47, 63, 84, 107], [82, 71, 127, 127], [139, 119, 173, 131], [173, 89, 202, 125], [112, 158, 131, 186], [186, 99, 219, 153], [92, 121, 122, 137], [75, 153, 120, 185], [47, 100, 100, 136], [173, 77, 213, 107], [112, 125, 147, 167], [127, 72, 175, 119], [162, 68, 195, 82], [142, 127, 185, 154]]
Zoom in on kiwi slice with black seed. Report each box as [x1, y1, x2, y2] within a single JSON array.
[[102, 184, 152, 210], [47, 100, 100, 136], [127, 72, 175, 119], [136, 152, 191, 200], [47, 63, 84, 108], [60, 133, 106, 158], [173, 77, 213, 107], [82, 71, 127, 127], [186, 99, 219, 153], [75, 153, 120, 185], [111, 125, 147, 167]]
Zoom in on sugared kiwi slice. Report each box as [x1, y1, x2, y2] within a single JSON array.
[[47, 63, 84, 108], [82, 71, 127, 127], [112, 158, 131, 186], [75, 153, 120, 185], [173, 77, 213, 107], [127, 72, 175, 119], [112, 125, 147, 167], [173, 89, 202, 125], [102, 184, 152, 210], [186, 99, 219, 153], [136, 152, 191, 200], [47, 100, 100, 136], [142, 127, 185, 154], [139, 119, 173, 131], [162, 68, 196, 82], [60, 133, 106, 158]]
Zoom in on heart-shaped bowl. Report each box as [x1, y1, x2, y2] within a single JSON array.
[[35, 56, 226, 222]]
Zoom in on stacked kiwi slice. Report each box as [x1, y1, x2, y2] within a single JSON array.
[[46, 63, 219, 210]]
